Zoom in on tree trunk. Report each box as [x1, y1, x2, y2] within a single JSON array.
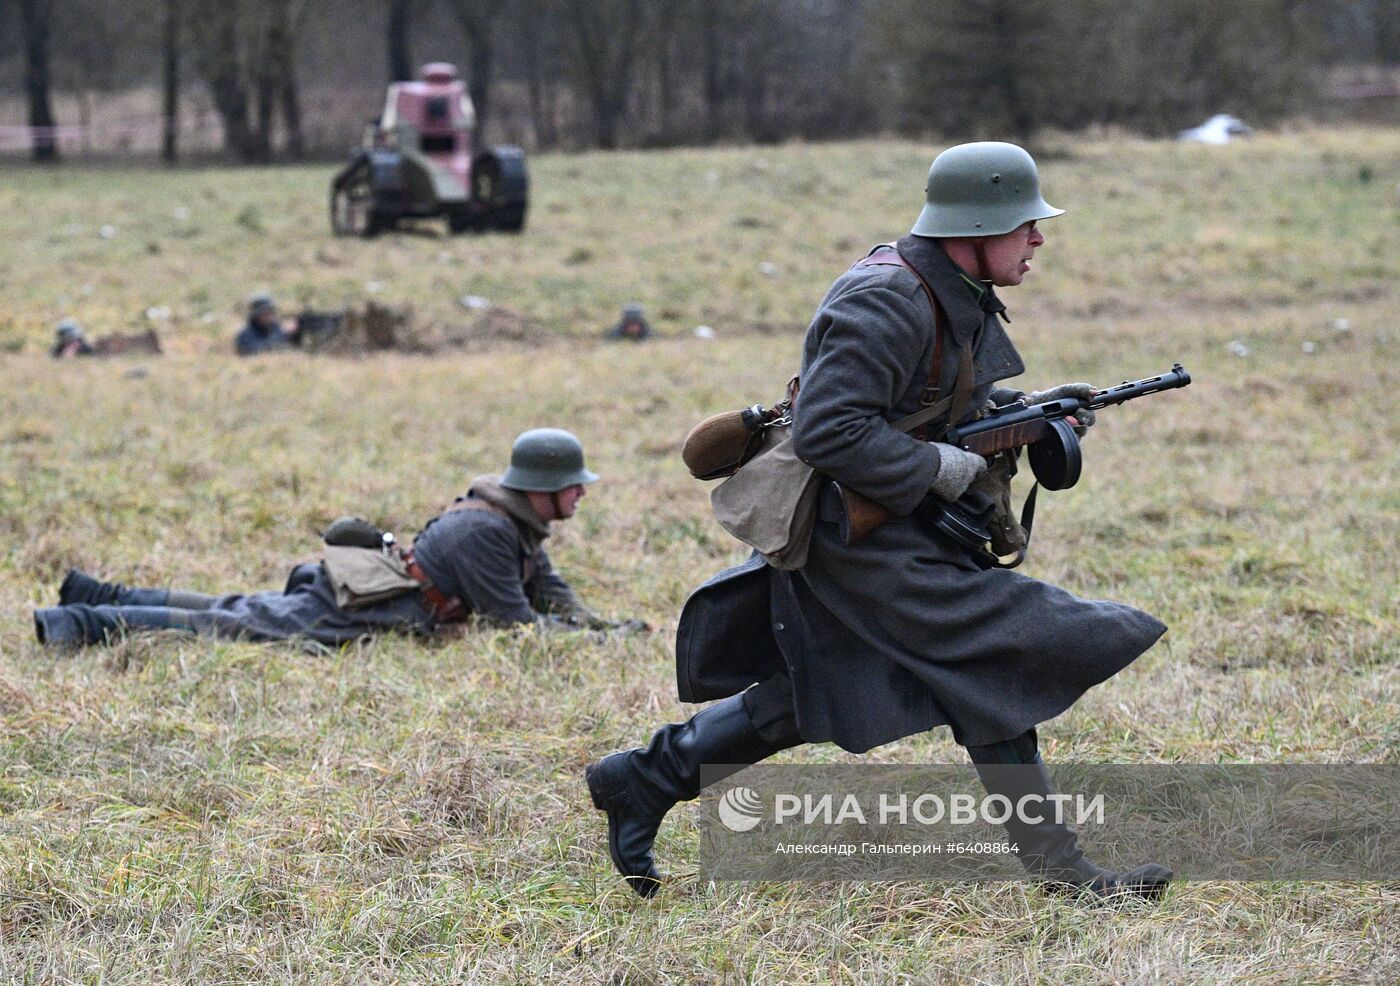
[[388, 0, 415, 82], [254, 74, 276, 162], [162, 0, 180, 163], [280, 75, 305, 159], [700, 1, 724, 142], [210, 72, 256, 160], [519, 1, 558, 147], [564, 0, 642, 149], [652, 1, 680, 140], [19, 0, 59, 162], [446, 1, 505, 136], [466, 24, 495, 133]]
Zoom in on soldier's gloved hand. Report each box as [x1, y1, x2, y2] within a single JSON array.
[[1025, 382, 1098, 433], [929, 443, 989, 502]]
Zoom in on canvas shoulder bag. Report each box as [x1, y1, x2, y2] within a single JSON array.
[[321, 544, 421, 610]]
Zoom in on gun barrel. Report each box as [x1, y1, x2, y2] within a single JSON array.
[[1087, 363, 1191, 409]]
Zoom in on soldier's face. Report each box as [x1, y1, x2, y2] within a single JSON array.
[[983, 221, 1045, 287], [553, 484, 586, 519]]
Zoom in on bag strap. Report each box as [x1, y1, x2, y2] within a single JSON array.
[[855, 243, 975, 438]]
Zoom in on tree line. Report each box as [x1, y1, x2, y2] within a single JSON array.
[[2, 0, 1398, 163]]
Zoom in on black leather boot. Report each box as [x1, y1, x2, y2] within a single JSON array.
[[585, 694, 797, 898], [58, 570, 127, 606], [57, 570, 217, 610], [970, 746, 1172, 903]]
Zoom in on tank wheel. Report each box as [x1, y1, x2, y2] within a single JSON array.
[[472, 146, 528, 233], [330, 168, 381, 238]]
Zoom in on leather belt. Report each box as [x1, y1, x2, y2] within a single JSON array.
[[402, 547, 465, 624]]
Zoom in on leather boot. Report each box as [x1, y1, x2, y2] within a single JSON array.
[[585, 694, 797, 898], [34, 605, 191, 648], [58, 570, 128, 606], [57, 570, 217, 610], [971, 752, 1172, 903]]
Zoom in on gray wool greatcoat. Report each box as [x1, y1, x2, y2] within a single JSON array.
[[121, 477, 594, 645], [677, 235, 1166, 753]]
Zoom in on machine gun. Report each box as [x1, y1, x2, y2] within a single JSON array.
[[841, 364, 1192, 545]]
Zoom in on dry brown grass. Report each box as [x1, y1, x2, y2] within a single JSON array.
[[0, 128, 1397, 983]]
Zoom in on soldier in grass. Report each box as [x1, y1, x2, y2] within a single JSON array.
[[603, 302, 652, 342], [586, 142, 1173, 902], [50, 318, 95, 359], [34, 429, 639, 647], [234, 293, 296, 356]]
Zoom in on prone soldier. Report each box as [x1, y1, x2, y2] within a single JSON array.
[[50, 318, 95, 359], [603, 302, 651, 342], [34, 429, 638, 647], [234, 293, 296, 356]]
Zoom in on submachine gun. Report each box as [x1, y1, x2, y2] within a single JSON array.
[[841, 363, 1193, 549]]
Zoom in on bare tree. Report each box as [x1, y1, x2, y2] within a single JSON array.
[[188, 0, 257, 160], [444, 0, 506, 134], [517, 0, 561, 147], [277, 3, 308, 160], [248, 0, 308, 159], [698, 0, 727, 142], [163, 0, 181, 162], [731, 0, 793, 142], [645, 0, 690, 142], [18, 0, 59, 161], [560, 0, 644, 149], [387, 0, 424, 82]]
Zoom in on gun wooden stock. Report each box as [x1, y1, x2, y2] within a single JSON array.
[[837, 484, 893, 546], [958, 418, 1052, 457]]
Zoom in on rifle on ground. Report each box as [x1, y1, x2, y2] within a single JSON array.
[[840, 363, 1192, 545]]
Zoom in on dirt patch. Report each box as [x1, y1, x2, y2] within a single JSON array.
[[93, 329, 162, 356], [429, 304, 551, 351], [297, 301, 552, 355]]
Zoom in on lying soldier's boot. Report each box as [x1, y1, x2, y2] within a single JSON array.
[[973, 755, 1172, 903], [57, 570, 123, 606], [57, 570, 216, 610], [34, 605, 192, 648], [586, 694, 793, 898]]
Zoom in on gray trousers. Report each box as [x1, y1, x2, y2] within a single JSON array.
[[36, 564, 434, 647]]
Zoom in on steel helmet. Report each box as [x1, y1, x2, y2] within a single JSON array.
[[500, 428, 599, 492], [911, 141, 1064, 238]]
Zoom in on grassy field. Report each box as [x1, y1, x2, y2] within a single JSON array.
[[0, 128, 1397, 983]]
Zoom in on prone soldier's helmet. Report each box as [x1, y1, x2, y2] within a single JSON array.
[[911, 141, 1064, 238], [501, 428, 599, 492], [55, 317, 83, 341], [621, 302, 645, 321], [249, 292, 277, 316]]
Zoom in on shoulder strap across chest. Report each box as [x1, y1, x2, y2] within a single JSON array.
[[854, 243, 975, 438]]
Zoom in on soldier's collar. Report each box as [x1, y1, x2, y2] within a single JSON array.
[[465, 475, 552, 539], [895, 235, 1006, 342]]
